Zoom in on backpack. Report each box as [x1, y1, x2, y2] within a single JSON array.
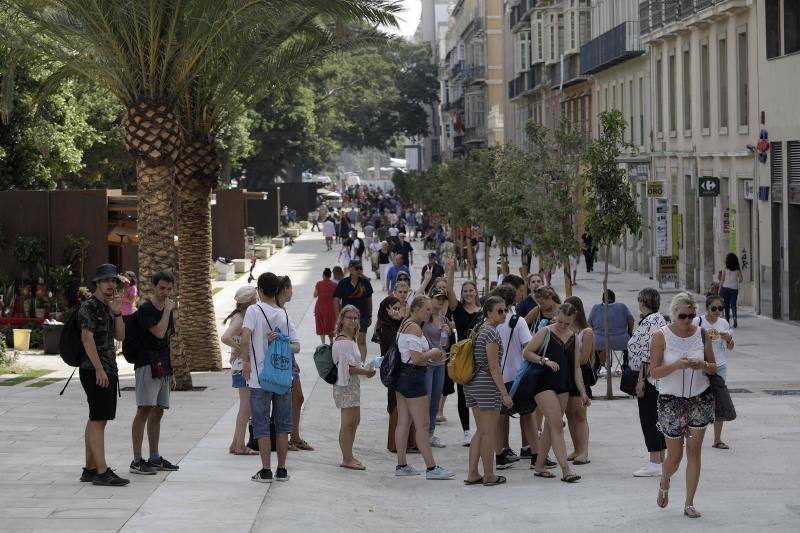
[[313, 343, 338, 385], [122, 310, 144, 365], [58, 306, 85, 367], [379, 321, 411, 387], [254, 306, 293, 394], [448, 313, 485, 385]]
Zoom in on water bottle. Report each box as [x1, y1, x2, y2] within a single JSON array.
[[440, 327, 449, 353]]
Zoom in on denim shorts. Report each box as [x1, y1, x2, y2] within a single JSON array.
[[250, 387, 293, 439], [394, 363, 427, 399], [232, 371, 247, 389]]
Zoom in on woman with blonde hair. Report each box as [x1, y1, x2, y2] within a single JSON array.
[[563, 296, 593, 465], [332, 305, 376, 470], [221, 285, 259, 455], [651, 292, 717, 518]]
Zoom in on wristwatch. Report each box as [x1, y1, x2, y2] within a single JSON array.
[[541, 357, 549, 366]]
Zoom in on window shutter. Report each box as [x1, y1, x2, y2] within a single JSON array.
[[771, 141, 783, 203]]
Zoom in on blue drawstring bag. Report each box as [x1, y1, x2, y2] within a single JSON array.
[[259, 329, 293, 394]]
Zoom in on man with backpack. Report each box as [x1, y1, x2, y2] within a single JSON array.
[[129, 271, 180, 475], [240, 272, 300, 483], [78, 264, 129, 486]]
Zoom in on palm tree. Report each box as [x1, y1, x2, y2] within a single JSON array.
[[172, 3, 400, 371]]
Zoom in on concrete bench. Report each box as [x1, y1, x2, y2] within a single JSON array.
[[253, 245, 271, 259], [287, 228, 300, 238], [299, 221, 309, 230], [271, 238, 285, 249], [232, 258, 246, 273]]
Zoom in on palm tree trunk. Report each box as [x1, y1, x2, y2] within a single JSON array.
[[176, 139, 222, 371]]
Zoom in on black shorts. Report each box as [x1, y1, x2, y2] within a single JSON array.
[[80, 368, 118, 421], [394, 363, 427, 399], [359, 317, 372, 333]]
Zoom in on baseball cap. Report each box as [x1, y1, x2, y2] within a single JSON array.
[[348, 260, 363, 269], [430, 287, 448, 299], [234, 285, 257, 303]]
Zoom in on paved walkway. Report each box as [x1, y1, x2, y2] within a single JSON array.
[[1, 230, 799, 532]]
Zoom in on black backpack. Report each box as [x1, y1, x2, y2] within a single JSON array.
[[122, 310, 144, 365], [58, 306, 85, 367]]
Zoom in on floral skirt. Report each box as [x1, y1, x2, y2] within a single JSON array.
[[657, 387, 715, 439], [333, 376, 361, 409]]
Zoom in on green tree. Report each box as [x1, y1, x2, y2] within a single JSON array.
[[583, 110, 641, 398]]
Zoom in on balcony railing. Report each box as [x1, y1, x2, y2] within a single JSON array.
[[443, 96, 465, 112], [548, 54, 583, 89], [581, 21, 644, 75], [510, 0, 537, 30], [465, 125, 487, 143], [452, 60, 464, 77], [465, 64, 486, 83], [640, 1, 731, 36]]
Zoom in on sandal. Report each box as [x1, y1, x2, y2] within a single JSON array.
[[287, 442, 299, 451], [684, 505, 701, 518], [340, 462, 366, 471], [463, 477, 483, 485], [572, 459, 591, 465], [483, 475, 507, 486], [534, 471, 555, 479], [230, 447, 259, 456], [561, 473, 581, 483], [712, 442, 729, 450], [657, 478, 670, 508], [289, 439, 315, 451]]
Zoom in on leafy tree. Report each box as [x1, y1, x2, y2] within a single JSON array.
[[583, 110, 641, 398], [526, 117, 583, 297]]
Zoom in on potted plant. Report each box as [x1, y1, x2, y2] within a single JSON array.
[[12, 235, 45, 284], [47, 265, 72, 320]]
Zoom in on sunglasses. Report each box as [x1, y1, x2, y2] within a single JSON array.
[[708, 306, 722, 312], [676, 313, 696, 320], [495, 308, 507, 315]]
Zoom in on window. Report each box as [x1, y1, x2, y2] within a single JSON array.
[[737, 27, 749, 129], [639, 77, 645, 146], [535, 13, 544, 62], [668, 52, 676, 134], [570, 11, 576, 49], [605, 87, 609, 112], [612, 84, 616, 109], [786, 0, 800, 54], [766, 0, 782, 58], [629, 79, 634, 143], [517, 31, 531, 74], [656, 58, 664, 134], [701, 42, 710, 131], [550, 22, 556, 61], [682, 47, 691, 132], [718, 35, 728, 130]]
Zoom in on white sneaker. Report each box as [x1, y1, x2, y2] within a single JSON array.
[[462, 431, 472, 447], [425, 465, 455, 480], [633, 463, 662, 477], [430, 435, 445, 448]]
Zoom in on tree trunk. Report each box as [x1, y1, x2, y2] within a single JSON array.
[[459, 229, 465, 278], [175, 139, 222, 372], [564, 258, 573, 297], [604, 244, 612, 399], [483, 233, 491, 294], [466, 232, 476, 282]]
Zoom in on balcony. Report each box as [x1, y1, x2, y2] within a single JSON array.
[[465, 125, 487, 144], [443, 96, 464, 112], [581, 22, 644, 75], [451, 60, 465, 78], [640, 1, 742, 38], [510, 0, 537, 31], [508, 72, 527, 100], [465, 64, 486, 84], [548, 54, 585, 89]]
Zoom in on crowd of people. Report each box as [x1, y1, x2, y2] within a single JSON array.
[[70, 186, 743, 521]]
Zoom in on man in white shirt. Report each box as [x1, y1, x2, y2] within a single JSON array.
[[322, 217, 336, 251], [240, 272, 300, 483]]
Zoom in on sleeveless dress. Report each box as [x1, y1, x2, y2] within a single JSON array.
[[314, 279, 338, 336], [534, 329, 575, 395], [464, 325, 504, 411]]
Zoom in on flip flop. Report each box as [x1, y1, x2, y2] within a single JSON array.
[[483, 475, 507, 486], [463, 477, 483, 485], [340, 463, 366, 471], [534, 471, 556, 479], [230, 448, 259, 456], [561, 474, 581, 483], [712, 442, 730, 450], [572, 459, 591, 465]]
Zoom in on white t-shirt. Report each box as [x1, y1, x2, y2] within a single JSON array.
[[398, 332, 429, 364], [721, 268, 740, 290], [693, 314, 731, 367], [323, 220, 336, 237], [332, 338, 362, 386], [497, 313, 533, 383], [388, 227, 399, 237], [242, 302, 300, 388]]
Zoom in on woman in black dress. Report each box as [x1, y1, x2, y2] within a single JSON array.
[[445, 258, 482, 446], [523, 303, 589, 483]]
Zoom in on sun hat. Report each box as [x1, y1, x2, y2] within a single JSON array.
[[234, 285, 258, 304], [92, 263, 119, 282]]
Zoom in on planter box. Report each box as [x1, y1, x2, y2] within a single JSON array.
[[254, 245, 270, 259], [299, 221, 309, 230], [287, 228, 300, 238], [271, 238, 285, 249], [214, 260, 235, 281], [232, 258, 246, 273]]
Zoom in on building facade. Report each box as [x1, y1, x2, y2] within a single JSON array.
[[756, 0, 800, 320], [440, 0, 506, 160]]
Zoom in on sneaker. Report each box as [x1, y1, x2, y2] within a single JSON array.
[[129, 459, 157, 475], [425, 465, 455, 480], [529, 455, 558, 469], [462, 431, 472, 447], [633, 463, 662, 477], [503, 448, 520, 462], [430, 435, 445, 448], [146, 457, 179, 471], [275, 467, 290, 482], [79, 467, 97, 482], [395, 464, 420, 476], [92, 468, 130, 486], [496, 453, 515, 470], [519, 447, 533, 458], [251, 468, 273, 483]]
